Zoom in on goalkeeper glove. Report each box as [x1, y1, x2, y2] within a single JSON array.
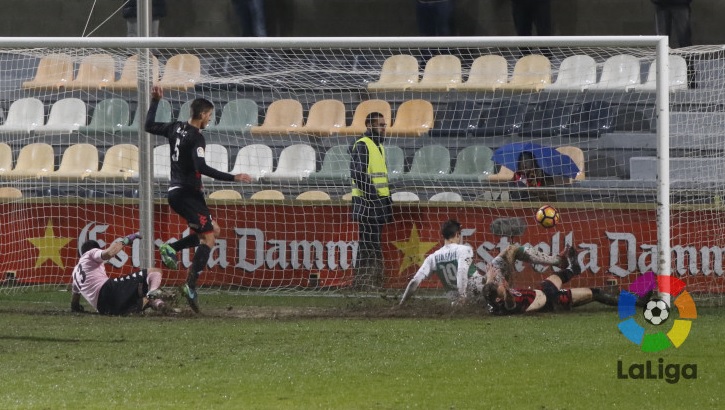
[[121, 232, 142, 246]]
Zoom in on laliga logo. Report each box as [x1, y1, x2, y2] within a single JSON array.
[[617, 271, 697, 352]]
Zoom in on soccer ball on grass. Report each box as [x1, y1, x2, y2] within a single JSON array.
[[535, 205, 560, 228]]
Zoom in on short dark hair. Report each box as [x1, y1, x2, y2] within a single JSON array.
[[190, 98, 214, 120], [365, 111, 385, 126], [441, 219, 461, 240], [80, 240, 101, 255]]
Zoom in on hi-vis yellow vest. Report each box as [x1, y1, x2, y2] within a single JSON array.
[[351, 136, 390, 198]]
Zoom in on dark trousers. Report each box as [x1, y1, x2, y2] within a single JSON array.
[[355, 221, 385, 289], [231, 0, 267, 37], [416, 0, 454, 36], [655, 5, 692, 48], [511, 0, 551, 36]]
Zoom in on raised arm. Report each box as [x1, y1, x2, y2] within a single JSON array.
[[144, 85, 173, 136]]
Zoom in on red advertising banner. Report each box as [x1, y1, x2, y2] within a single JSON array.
[[2, 202, 724, 294]]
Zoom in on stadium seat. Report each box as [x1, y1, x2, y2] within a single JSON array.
[[630, 55, 688, 91], [407, 55, 462, 91], [498, 54, 551, 92], [387, 99, 434, 137], [87, 144, 139, 180], [588, 54, 640, 90], [567, 101, 617, 137], [202, 144, 229, 179], [266, 143, 316, 180], [429, 192, 463, 202], [384, 145, 405, 177], [209, 189, 242, 200], [33, 98, 87, 134], [391, 191, 420, 202], [229, 144, 273, 181], [65, 53, 116, 90], [296, 190, 332, 201], [341, 193, 353, 201], [0, 187, 23, 199], [439, 145, 494, 182], [0, 143, 12, 174], [78, 99, 130, 135], [546, 54, 597, 91], [120, 99, 173, 135], [46, 143, 99, 180], [456, 55, 508, 91], [298, 99, 346, 136], [22, 54, 74, 89], [157, 53, 201, 90], [430, 100, 483, 137], [213, 99, 258, 133], [250, 99, 304, 136], [521, 100, 575, 137], [153, 144, 170, 180], [0, 98, 44, 134], [338, 99, 391, 136], [367, 54, 419, 91], [475, 102, 527, 136], [250, 189, 285, 200], [308, 144, 351, 182], [400, 145, 450, 180], [0, 143, 54, 179], [556, 146, 586, 181], [106, 54, 160, 91]]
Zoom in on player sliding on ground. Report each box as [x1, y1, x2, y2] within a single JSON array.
[[71, 233, 167, 315], [398, 219, 577, 307], [145, 86, 253, 313]]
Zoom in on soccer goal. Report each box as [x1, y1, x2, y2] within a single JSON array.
[[0, 35, 721, 304]]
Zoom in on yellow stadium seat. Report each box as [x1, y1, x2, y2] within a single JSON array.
[[298, 99, 347, 136], [408, 55, 462, 91], [338, 99, 391, 136], [456, 55, 508, 91], [498, 54, 551, 92], [46, 144, 99, 180], [250, 99, 304, 136], [296, 190, 331, 201], [367, 54, 419, 91], [387, 99, 434, 137], [0, 187, 23, 199], [250, 190, 285, 200], [0, 143, 54, 180], [22, 54, 73, 90], [158, 53, 201, 90], [66, 53, 116, 90], [106, 55, 160, 91], [209, 189, 243, 200], [87, 144, 139, 180]]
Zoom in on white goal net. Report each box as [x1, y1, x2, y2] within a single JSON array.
[[0, 37, 722, 305]]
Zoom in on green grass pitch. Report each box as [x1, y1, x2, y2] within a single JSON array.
[[0, 290, 723, 409]]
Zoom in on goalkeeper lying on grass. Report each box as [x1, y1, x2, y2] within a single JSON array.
[[398, 219, 577, 307], [70, 233, 168, 315]]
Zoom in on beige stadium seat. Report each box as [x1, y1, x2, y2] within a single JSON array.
[[556, 146, 586, 181], [0, 187, 23, 199], [106, 55, 160, 91], [408, 55, 462, 91], [46, 144, 99, 180], [338, 99, 392, 136], [296, 190, 331, 201], [298, 99, 347, 136], [250, 99, 304, 136], [0, 143, 12, 174], [0, 143, 54, 180], [498, 54, 551, 92], [0, 98, 45, 134], [87, 144, 139, 180], [209, 189, 242, 200], [387, 99, 434, 137], [341, 193, 353, 201], [65, 53, 116, 90], [367, 54, 419, 91], [157, 53, 201, 90], [33, 98, 87, 134], [250, 190, 285, 200], [456, 55, 508, 91], [22, 54, 74, 90]]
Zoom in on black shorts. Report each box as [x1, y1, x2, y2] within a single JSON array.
[[96, 269, 149, 315], [168, 187, 214, 233], [540, 280, 573, 311]]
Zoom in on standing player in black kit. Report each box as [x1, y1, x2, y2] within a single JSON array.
[[145, 86, 252, 312]]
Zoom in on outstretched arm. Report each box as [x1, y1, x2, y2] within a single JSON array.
[[399, 256, 433, 306]]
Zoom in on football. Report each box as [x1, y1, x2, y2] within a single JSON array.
[[644, 299, 670, 325], [535, 205, 560, 228]]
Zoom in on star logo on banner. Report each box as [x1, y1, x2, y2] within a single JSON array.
[[28, 219, 73, 268], [393, 224, 438, 274]]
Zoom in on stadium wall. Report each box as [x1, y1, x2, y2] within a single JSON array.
[[1, 0, 724, 44]]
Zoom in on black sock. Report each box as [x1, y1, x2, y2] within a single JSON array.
[[591, 288, 619, 306], [171, 235, 201, 252], [191, 244, 211, 277], [558, 269, 576, 284]]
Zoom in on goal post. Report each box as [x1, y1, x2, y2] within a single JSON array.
[[5, 35, 723, 306]]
